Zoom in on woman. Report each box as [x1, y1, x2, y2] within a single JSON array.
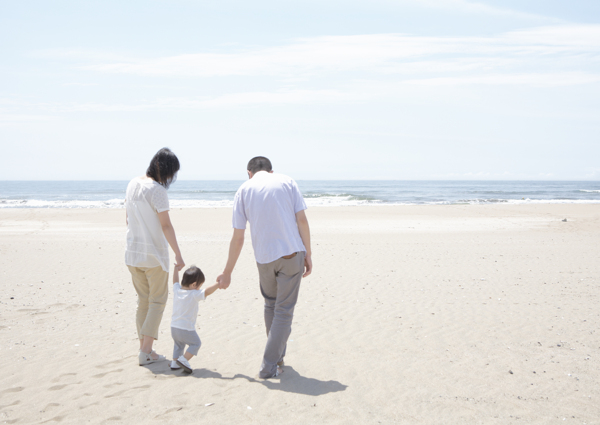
[[125, 147, 185, 365]]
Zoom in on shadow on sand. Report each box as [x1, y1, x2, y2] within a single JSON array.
[[144, 363, 347, 396]]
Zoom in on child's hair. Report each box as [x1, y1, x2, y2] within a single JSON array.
[[181, 266, 205, 287]]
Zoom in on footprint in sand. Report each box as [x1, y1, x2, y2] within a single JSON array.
[[41, 403, 60, 412], [48, 382, 82, 391], [51, 373, 77, 383], [42, 415, 66, 423], [79, 401, 100, 410], [104, 385, 150, 398], [0, 400, 20, 409], [92, 369, 123, 378], [95, 357, 133, 369], [0, 387, 24, 396], [104, 390, 128, 399], [103, 382, 124, 389], [154, 407, 184, 418]]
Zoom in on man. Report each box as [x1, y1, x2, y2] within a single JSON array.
[[217, 156, 312, 379]]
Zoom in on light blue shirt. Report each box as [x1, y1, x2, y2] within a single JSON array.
[[232, 171, 307, 264]]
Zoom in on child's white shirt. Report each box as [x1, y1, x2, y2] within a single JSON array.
[[171, 282, 206, 331]]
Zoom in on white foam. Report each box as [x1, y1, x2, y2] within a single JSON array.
[[305, 196, 382, 207], [0, 198, 125, 209], [170, 200, 234, 208], [1, 197, 600, 209], [504, 198, 600, 205]]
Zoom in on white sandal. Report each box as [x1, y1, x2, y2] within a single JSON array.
[[151, 350, 166, 361], [138, 350, 166, 366]]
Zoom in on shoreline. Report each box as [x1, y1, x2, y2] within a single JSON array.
[[2, 199, 600, 210]]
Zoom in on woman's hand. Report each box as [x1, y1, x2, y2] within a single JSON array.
[[175, 253, 185, 270]]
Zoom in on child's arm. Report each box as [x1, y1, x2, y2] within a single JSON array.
[[203, 281, 220, 297], [173, 263, 181, 284]]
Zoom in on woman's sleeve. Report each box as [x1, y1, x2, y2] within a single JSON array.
[[151, 186, 170, 213]]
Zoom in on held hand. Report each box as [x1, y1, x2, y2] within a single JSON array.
[[217, 273, 231, 290], [303, 254, 313, 278], [175, 254, 185, 270], [173, 262, 182, 272]]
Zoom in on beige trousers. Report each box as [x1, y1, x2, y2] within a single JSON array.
[[128, 265, 169, 340]]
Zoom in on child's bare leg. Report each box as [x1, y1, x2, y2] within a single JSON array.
[[184, 351, 194, 361]]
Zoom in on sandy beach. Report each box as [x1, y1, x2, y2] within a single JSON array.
[[1, 204, 599, 424]]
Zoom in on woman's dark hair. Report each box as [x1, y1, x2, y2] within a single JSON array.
[[247, 156, 272, 174], [181, 266, 205, 288], [146, 148, 180, 189]]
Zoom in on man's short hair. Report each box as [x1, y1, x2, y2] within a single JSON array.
[[247, 156, 272, 174]]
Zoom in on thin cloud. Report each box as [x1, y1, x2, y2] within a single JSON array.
[[2, 90, 356, 113], [10, 24, 600, 114], [80, 25, 600, 79], [402, 72, 600, 87], [409, 0, 559, 21], [0, 113, 56, 126], [62, 82, 99, 86]]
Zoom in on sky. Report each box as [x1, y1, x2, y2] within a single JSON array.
[[1, 0, 599, 180]]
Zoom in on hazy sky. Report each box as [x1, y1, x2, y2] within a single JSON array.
[[1, 0, 599, 180]]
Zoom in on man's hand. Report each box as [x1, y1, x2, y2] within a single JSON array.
[[303, 254, 312, 278], [217, 273, 231, 289], [295, 210, 312, 278]]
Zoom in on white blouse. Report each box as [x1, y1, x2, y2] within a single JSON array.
[[124, 176, 170, 272]]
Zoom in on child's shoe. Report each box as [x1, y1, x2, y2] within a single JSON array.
[[170, 360, 181, 370], [176, 356, 193, 374]]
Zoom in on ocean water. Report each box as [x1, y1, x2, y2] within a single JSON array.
[[1, 180, 599, 209]]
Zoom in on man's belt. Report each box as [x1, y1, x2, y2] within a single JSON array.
[[281, 252, 297, 259]]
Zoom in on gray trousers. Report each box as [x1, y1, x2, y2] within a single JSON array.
[[257, 251, 305, 379], [171, 327, 201, 359]]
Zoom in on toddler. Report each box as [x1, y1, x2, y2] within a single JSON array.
[[170, 264, 219, 373]]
